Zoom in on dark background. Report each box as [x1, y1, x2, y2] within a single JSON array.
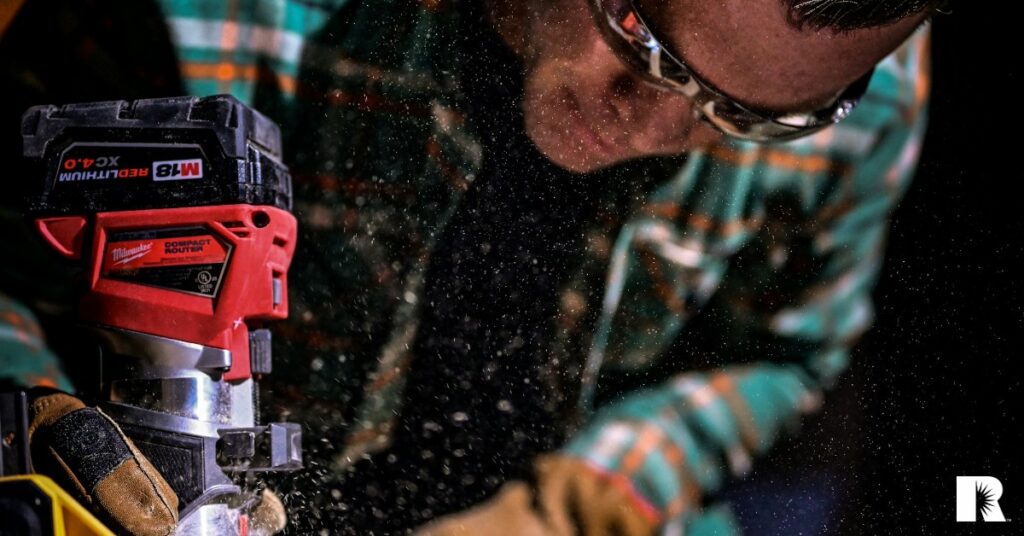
[[1, 1, 1017, 534], [849, 3, 1022, 533]]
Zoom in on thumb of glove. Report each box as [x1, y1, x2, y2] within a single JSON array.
[[250, 488, 287, 535], [28, 389, 179, 536]]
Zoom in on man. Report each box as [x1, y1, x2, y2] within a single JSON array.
[[0, 0, 937, 534]]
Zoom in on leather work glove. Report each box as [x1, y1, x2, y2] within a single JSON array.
[[250, 488, 288, 536], [415, 454, 656, 536], [27, 389, 179, 535], [27, 389, 289, 536], [28, 389, 290, 536]]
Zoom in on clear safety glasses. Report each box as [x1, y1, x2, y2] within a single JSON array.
[[588, 0, 874, 142]]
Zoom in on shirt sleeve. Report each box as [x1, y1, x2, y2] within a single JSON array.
[[0, 292, 74, 391], [152, 0, 481, 463], [557, 29, 931, 532], [152, 0, 346, 104]]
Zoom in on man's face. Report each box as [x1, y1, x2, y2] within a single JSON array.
[[513, 0, 926, 172]]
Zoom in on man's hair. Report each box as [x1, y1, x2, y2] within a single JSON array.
[[786, 0, 946, 31]]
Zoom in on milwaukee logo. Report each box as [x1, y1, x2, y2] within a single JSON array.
[[112, 242, 153, 265], [153, 158, 204, 181]]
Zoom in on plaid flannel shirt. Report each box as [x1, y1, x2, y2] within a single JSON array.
[[0, 0, 929, 533]]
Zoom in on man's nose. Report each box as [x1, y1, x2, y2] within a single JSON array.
[[603, 67, 698, 131], [607, 73, 640, 123], [585, 32, 650, 125], [583, 29, 694, 129]]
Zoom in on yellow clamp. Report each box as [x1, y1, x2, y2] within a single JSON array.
[[0, 474, 114, 536]]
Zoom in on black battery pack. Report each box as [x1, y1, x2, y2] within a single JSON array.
[[21, 95, 292, 215]]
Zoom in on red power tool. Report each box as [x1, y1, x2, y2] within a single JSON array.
[[5, 95, 302, 534]]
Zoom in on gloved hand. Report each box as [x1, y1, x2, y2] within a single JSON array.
[[27, 389, 179, 535], [414, 454, 656, 536], [250, 488, 288, 536], [27, 388, 290, 536]]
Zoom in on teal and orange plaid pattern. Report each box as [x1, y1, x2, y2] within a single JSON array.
[[556, 27, 930, 532], [0, 292, 74, 391], [0, 0, 929, 533]]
